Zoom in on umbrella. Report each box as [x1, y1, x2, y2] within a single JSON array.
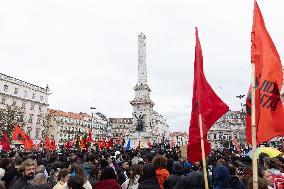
[[246, 147, 282, 159]]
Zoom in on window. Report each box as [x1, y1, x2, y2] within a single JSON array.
[[14, 88, 18, 94], [3, 85, 8, 92], [12, 100, 17, 106], [40, 96, 43, 101], [1, 97, 5, 105], [36, 118, 41, 124], [30, 103, 35, 110], [22, 102, 26, 109], [39, 106, 42, 111], [32, 93, 35, 99], [35, 129, 40, 139], [28, 114, 33, 123]]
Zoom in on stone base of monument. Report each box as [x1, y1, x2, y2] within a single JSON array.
[[127, 131, 157, 148]]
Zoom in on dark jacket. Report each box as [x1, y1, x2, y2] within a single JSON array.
[[2, 168, 19, 188], [8, 175, 36, 189], [117, 170, 128, 185], [213, 165, 231, 189], [93, 179, 122, 189], [138, 163, 160, 189], [230, 176, 245, 189], [164, 162, 185, 189], [183, 171, 205, 189]]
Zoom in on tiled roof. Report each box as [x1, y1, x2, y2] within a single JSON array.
[[48, 109, 83, 120]]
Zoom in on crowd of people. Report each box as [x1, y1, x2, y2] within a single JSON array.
[[0, 144, 282, 189]]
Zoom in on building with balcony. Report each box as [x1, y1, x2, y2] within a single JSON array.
[[169, 132, 188, 146], [109, 118, 132, 144], [207, 110, 246, 149], [47, 109, 110, 145], [0, 73, 49, 143]]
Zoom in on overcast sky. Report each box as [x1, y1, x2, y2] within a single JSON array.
[[1, 0, 284, 132]]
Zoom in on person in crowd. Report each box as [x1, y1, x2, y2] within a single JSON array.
[[183, 170, 205, 189], [246, 178, 268, 189], [212, 165, 231, 189], [53, 168, 70, 189], [239, 166, 252, 187], [152, 155, 169, 189], [121, 164, 142, 189], [1, 157, 22, 188], [67, 176, 85, 189], [164, 162, 184, 189], [131, 152, 142, 165], [228, 165, 245, 189], [88, 164, 99, 186], [73, 164, 92, 189], [117, 161, 130, 185], [138, 163, 160, 189], [93, 166, 122, 189], [32, 173, 51, 189], [8, 158, 37, 189]]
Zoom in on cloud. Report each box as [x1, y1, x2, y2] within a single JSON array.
[[0, 0, 283, 132]]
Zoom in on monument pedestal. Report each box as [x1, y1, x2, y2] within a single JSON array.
[[127, 131, 156, 148]]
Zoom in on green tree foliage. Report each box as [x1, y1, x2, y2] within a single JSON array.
[[0, 104, 26, 139]]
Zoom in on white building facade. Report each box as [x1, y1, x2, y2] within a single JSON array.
[[207, 110, 246, 149], [0, 73, 49, 142], [47, 109, 110, 145], [169, 132, 188, 146], [109, 118, 132, 144]]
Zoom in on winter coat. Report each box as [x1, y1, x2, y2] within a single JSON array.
[[138, 178, 161, 189], [164, 175, 184, 189], [8, 175, 36, 189], [93, 179, 122, 189], [138, 163, 161, 189], [213, 165, 232, 189], [230, 175, 245, 189], [183, 171, 205, 189], [118, 170, 128, 185]]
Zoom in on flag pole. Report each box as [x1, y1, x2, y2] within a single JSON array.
[[198, 114, 209, 189], [251, 63, 258, 189]]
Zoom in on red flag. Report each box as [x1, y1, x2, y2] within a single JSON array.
[[187, 28, 229, 163], [1, 132, 11, 152], [87, 129, 93, 143], [12, 125, 33, 150], [106, 138, 113, 149], [50, 140, 56, 151], [44, 136, 51, 151], [246, 1, 284, 144]]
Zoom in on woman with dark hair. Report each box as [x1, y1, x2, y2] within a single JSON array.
[[74, 165, 92, 189], [138, 163, 160, 189], [67, 176, 85, 189], [93, 166, 121, 189], [152, 155, 169, 189], [121, 164, 142, 189], [53, 168, 70, 189]]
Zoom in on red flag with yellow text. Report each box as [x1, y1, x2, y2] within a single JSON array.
[[246, 1, 284, 144], [187, 28, 229, 163]]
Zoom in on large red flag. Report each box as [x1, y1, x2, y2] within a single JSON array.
[[1, 132, 11, 152], [246, 1, 284, 144], [187, 28, 229, 163], [12, 125, 33, 150]]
